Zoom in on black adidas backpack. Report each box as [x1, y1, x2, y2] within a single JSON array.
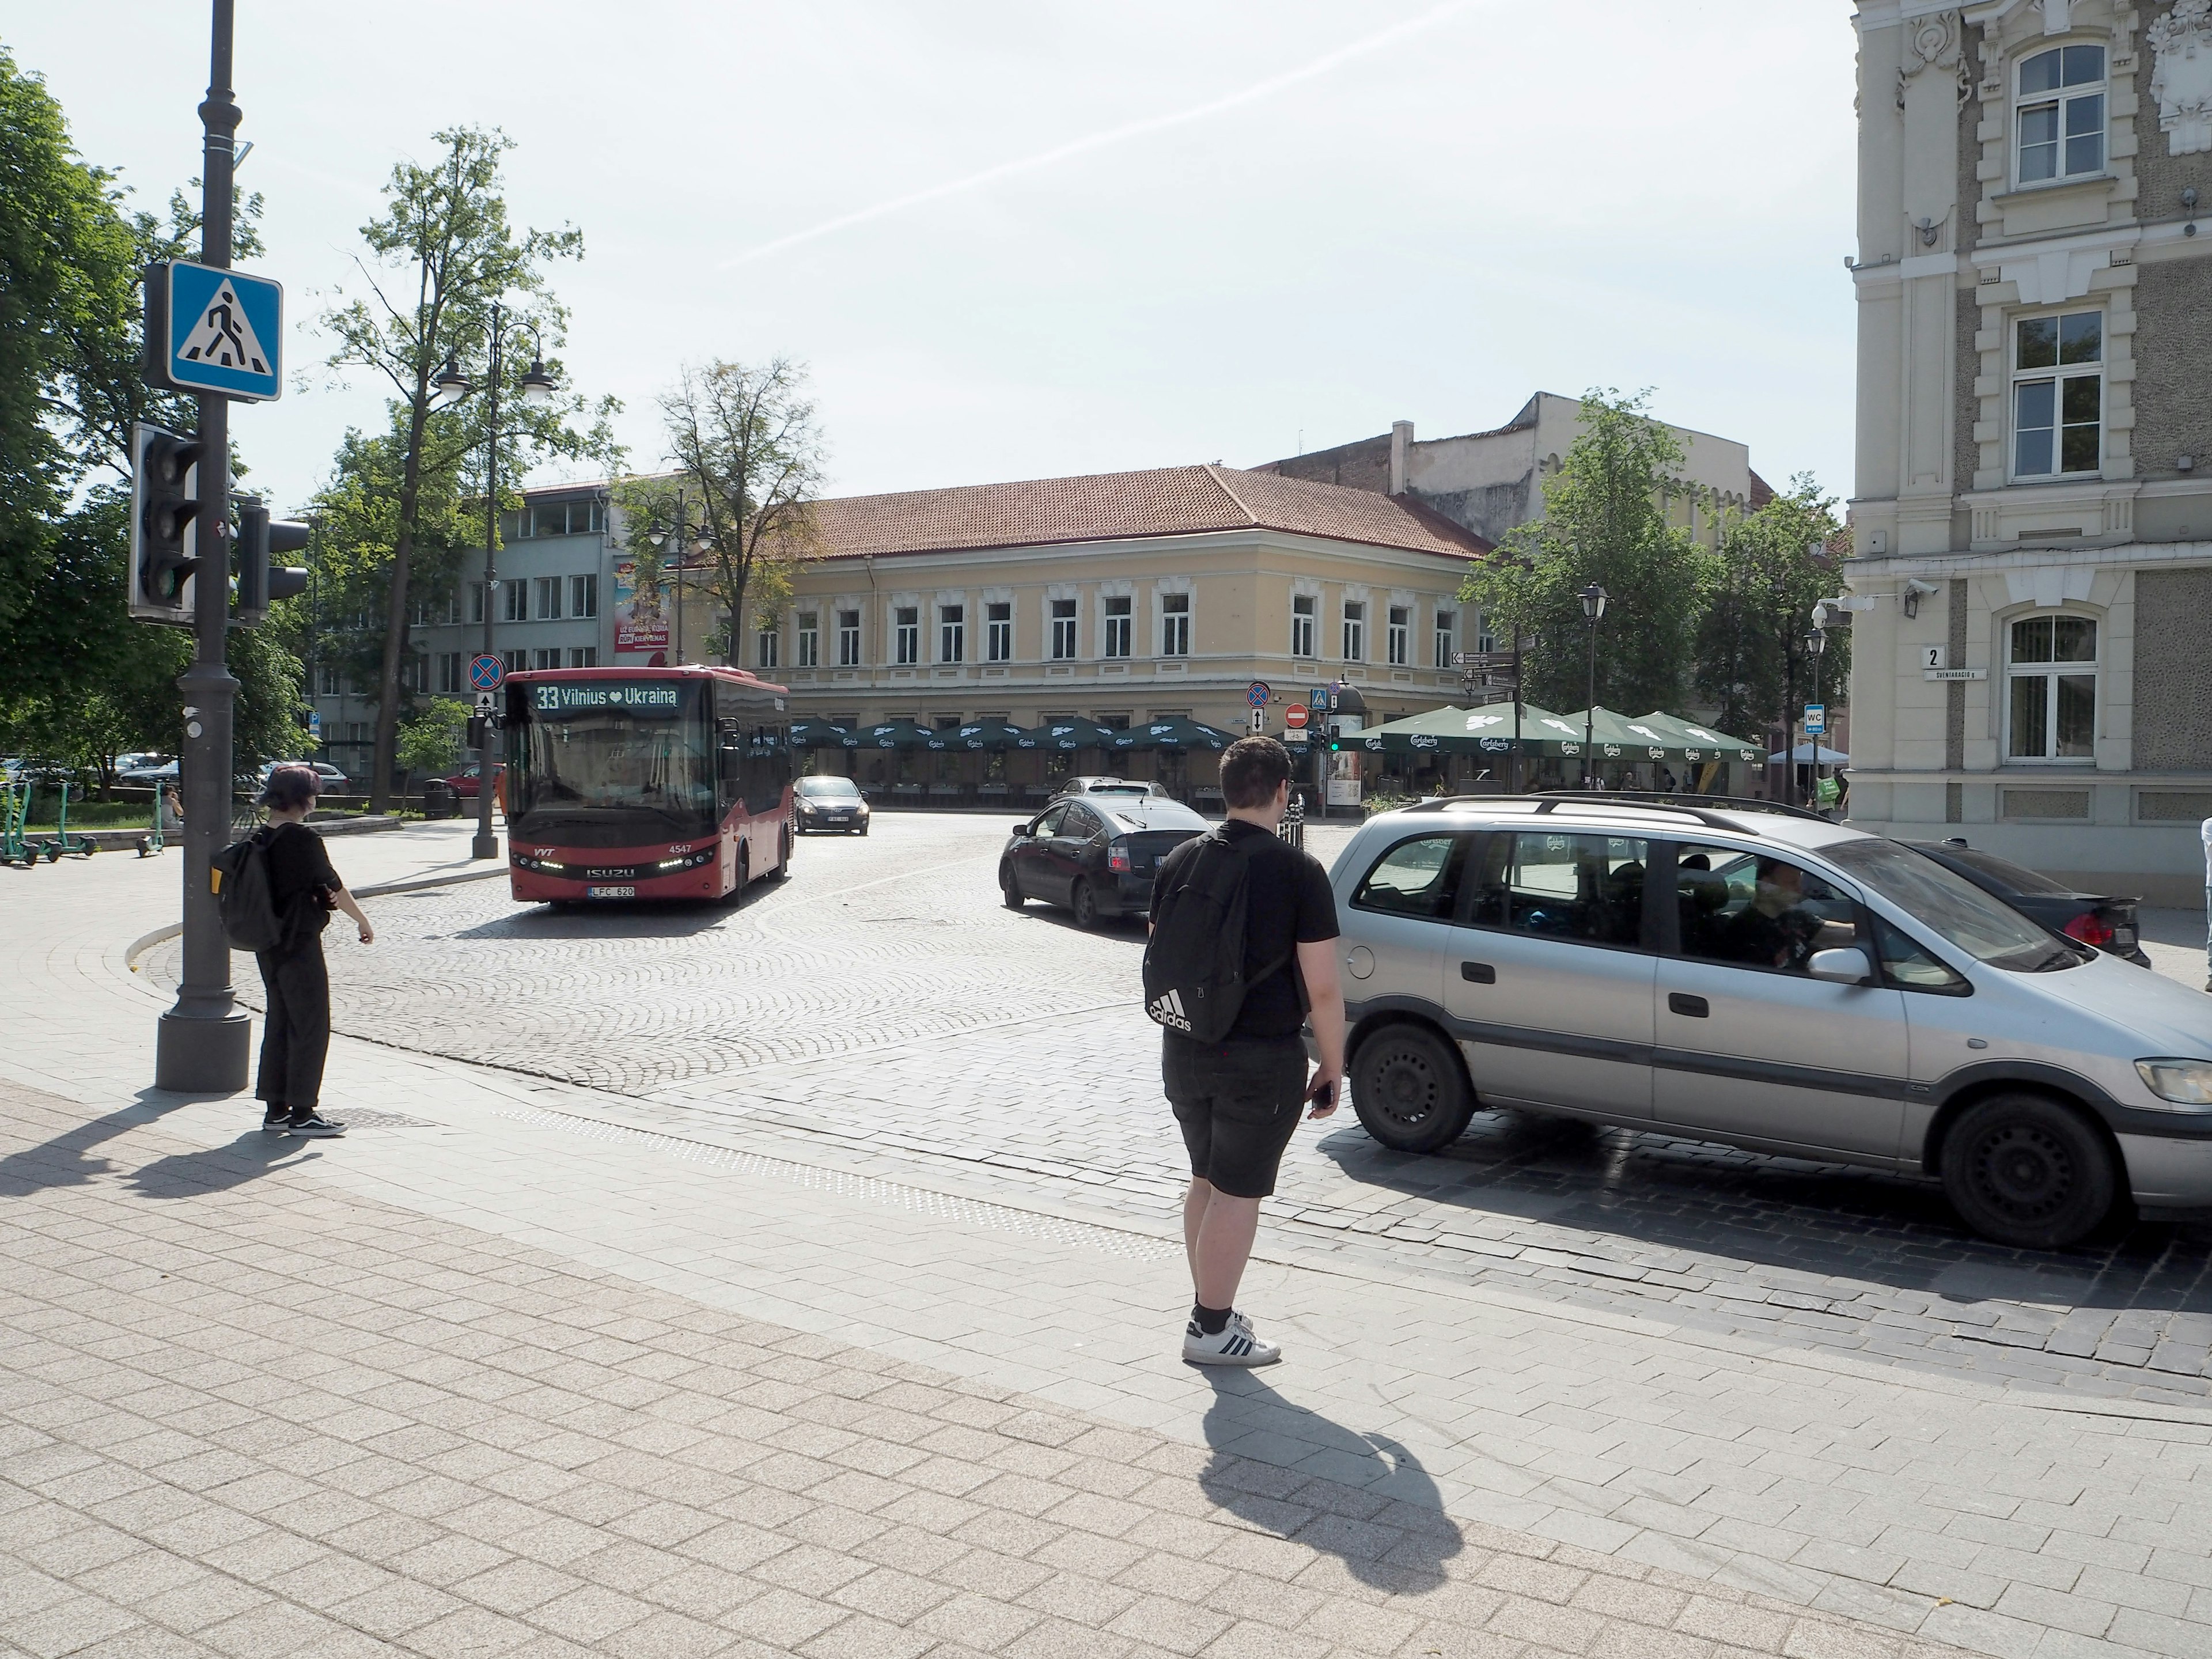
[[210, 828, 287, 952], [1141, 831, 1289, 1043]]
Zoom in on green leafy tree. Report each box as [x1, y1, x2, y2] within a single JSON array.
[[1695, 474, 1849, 751], [1460, 389, 1715, 716], [396, 695, 469, 794], [317, 126, 615, 808]]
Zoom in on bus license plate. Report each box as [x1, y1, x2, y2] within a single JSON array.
[[586, 885, 634, 899]]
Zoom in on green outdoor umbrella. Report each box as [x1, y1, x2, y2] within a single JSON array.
[[1627, 711, 1763, 764], [787, 719, 852, 749], [1546, 706, 1680, 764], [944, 719, 1027, 751], [1111, 716, 1238, 752], [852, 719, 935, 751], [1353, 703, 1567, 756], [1011, 718, 1118, 752]]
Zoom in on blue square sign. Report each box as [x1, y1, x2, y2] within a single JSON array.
[[165, 261, 283, 401]]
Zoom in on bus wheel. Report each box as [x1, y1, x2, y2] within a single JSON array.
[[770, 825, 791, 880]]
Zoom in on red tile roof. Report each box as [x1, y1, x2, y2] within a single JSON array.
[[805, 465, 1490, 562]]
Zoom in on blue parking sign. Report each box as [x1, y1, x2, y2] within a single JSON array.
[[164, 261, 283, 401]]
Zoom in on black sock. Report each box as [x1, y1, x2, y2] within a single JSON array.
[[1193, 1302, 1231, 1336]]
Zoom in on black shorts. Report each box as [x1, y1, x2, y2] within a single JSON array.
[[1163, 1034, 1307, 1199]]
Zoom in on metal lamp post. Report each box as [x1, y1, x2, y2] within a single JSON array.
[[645, 492, 707, 665], [429, 305, 556, 860], [1578, 583, 1608, 789], [1804, 626, 1828, 805]]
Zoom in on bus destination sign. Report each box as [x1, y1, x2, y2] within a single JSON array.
[[530, 681, 684, 715]]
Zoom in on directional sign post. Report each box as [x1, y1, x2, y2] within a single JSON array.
[[158, 260, 283, 402], [468, 654, 505, 694]]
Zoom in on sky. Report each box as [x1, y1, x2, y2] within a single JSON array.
[[6, 1, 1861, 517]]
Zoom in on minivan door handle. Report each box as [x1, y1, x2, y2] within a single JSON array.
[[1667, 993, 1710, 1018], [1460, 961, 1495, 984]]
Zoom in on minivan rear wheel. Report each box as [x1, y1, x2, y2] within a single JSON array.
[[1941, 1092, 2117, 1249], [1351, 1024, 1474, 1154]]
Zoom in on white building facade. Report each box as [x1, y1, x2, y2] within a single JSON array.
[[1846, 0, 2212, 903]]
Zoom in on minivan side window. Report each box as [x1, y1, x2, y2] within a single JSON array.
[[1353, 834, 1468, 921], [1672, 843, 1858, 975], [1872, 916, 1971, 994], [1466, 832, 1647, 946]]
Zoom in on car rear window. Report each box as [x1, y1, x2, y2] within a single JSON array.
[[1827, 840, 2083, 972], [1105, 803, 1207, 832], [1931, 844, 2074, 897]]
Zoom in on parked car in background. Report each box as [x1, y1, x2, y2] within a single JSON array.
[[441, 762, 505, 799], [1051, 775, 1168, 800], [1908, 839, 2147, 967], [1001, 796, 1207, 927], [113, 753, 171, 779], [794, 774, 869, 835], [1325, 794, 2212, 1249], [258, 760, 350, 791]]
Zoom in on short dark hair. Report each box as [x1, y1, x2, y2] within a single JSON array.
[[1219, 736, 1292, 809], [258, 764, 320, 811]]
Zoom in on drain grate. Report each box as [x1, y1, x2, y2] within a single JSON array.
[[490, 1105, 1179, 1263], [327, 1110, 437, 1128]]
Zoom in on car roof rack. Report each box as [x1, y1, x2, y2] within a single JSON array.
[[1403, 790, 1834, 834]]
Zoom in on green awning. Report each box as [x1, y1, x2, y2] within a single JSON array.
[[1111, 716, 1240, 752], [1624, 711, 1764, 763], [851, 719, 935, 751], [1351, 703, 1573, 755], [1010, 718, 1118, 752]]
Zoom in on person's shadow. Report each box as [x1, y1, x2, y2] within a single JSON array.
[[1198, 1371, 1461, 1591], [127, 1128, 319, 1199], [0, 1089, 209, 1196]]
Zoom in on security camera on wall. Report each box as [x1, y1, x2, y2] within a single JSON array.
[[1902, 578, 1940, 619]]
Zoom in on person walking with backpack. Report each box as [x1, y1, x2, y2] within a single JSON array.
[[1144, 736, 1344, 1367], [248, 766, 372, 1137]]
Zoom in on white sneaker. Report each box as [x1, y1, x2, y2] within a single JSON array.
[[1182, 1310, 1281, 1367]]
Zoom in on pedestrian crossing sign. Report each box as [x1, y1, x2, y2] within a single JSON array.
[[161, 261, 283, 401]]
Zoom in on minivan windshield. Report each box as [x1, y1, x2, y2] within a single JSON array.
[[1827, 840, 2084, 972]]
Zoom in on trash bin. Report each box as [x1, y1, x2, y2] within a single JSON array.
[[422, 779, 459, 820]]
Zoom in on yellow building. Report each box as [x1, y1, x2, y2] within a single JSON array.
[[735, 463, 1487, 798]]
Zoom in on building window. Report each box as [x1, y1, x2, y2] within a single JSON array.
[[316, 665, 342, 696], [531, 647, 559, 671], [1160, 592, 1190, 657], [532, 575, 563, 620], [2013, 311, 2101, 479], [895, 605, 920, 665], [502, 578, 527, 623], [569, 647, 597, 668], [502, 649, 525, 674], [1476, 615, 1495, 656], [1387, 605, 1410, 667], [757, 623, 779, 670], [1342, 600, 1366, 662], [986, 601, 1012, 662], [2006, 613, 2096, 763], [1103, 595, 1132, 658], [2017, 44, 2104, 185], [1050, 597, 1078, 660], [570, 573, 599, 618], [837, 608, 861, 667], [939, 603, 965, 664], [1434, 609, 1456, 669], [796, 612, 819, 668], [434, 652, 463, 695], [1291, 594, 1316, 659], [468, 582, 486, 625]]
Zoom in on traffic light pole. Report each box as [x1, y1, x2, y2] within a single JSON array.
[[155, 0, 250, 1092]]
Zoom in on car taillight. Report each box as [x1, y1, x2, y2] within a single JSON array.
[[2063, 912, 2114, 948], [1108, 843, 1131, 872]]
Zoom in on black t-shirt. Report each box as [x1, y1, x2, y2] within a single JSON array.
[[1153, 819, 1339, 1041], [260, 821, 340, 940]]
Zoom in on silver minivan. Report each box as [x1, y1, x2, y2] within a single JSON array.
[[1328, 796, 2212, 1247]]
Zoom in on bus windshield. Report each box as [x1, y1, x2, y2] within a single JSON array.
[[510, 678, 717, 839]]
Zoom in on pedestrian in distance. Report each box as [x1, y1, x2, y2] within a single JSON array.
[[251, 766, 373, 1138], [1143, 736, 1346, 1367]]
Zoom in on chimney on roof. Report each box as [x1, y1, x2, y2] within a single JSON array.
[[1388, 421, 1413, 495]]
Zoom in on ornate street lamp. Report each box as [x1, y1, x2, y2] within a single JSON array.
[[1578, 584, 1608, 787]]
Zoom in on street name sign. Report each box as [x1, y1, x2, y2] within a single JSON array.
[[468, 654, 505, 692], [1925, 667, 1987, 681], [160, 262, 283, 401]]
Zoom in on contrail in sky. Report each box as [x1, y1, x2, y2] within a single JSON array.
[[718, 0, 1480, 270]]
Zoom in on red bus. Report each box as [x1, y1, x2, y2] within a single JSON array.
[[502, 665, 794, 903]]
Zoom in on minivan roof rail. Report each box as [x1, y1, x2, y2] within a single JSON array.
[[1402, 790, 1835, 834]]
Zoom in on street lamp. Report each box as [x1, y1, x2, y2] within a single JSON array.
[[643, 494, 710, 664], [1578, 583, 1608, 789], [1804, 626, 1828, 807], [429, 303, 560, 860]]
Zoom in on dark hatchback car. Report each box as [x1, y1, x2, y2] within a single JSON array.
[[1001, 796, 1208, 927], [794, 773, 870, 834], [1908, 839, 2149, 965]]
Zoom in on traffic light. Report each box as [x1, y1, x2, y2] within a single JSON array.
[[1325, 721, 1343, 753], [128, 422, 203, 623], [235, 496, 310, 626]]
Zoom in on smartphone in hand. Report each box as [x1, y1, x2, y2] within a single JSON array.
[[1306, 1077, 1339, 1118]]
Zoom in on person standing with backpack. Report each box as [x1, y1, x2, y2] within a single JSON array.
[[247, 766, 372, 1137], [1144, 736, 1344, 1367]]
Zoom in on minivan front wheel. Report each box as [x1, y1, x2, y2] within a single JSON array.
[[1351, 1024, 1474, 1153], [1941, 1092, 2117, 1248]]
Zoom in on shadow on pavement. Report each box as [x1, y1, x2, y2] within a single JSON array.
[[1199, 1370, 1460, 1592], [128, 1126, 319, 1198], [0, 1088, 218, 1195]]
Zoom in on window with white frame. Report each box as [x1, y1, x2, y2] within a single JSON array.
[[986, 601, 1012, 662], [1050, 597, 1078, 660], [503, 649, 525, 673], [2016, 44, 2104, 186], [837, 608, 861, 666], [1433, 609, 1456, 669], [1103, 595, 1132, 658], [2013, 310, 2102, 479], [502, 578, 527, 623], [569, 573, 599, 618], [316, 665, 342, 696], [435, 652, 463, 695], [1291, 594, 1316, 659], [2006, 613, 2097, 762], [894, 605, 920, 665], [1160, 592, 1190, 657], [532, 647, 560, 671], [1387, 605, 1410, 666], [569, 647, 597, 668], [796, 612, 819, 668], [468, 582, 486, 625], [1342, 600, 1366, 662], [757, 622, 779, 670], [938, 603, 964, 664], [532, 575, 563, 620]]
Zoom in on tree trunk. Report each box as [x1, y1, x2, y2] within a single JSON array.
[[368, 396, 430, 812]]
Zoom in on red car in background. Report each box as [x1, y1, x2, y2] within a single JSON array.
[[442, 762, 506, 802]]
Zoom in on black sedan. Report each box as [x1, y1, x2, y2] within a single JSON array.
[[1908, 839, 2149, 965], [1001, 796, 1208, 927], [794, 774, 870, 834]]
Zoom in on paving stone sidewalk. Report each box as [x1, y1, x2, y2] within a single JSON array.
[[0, 1078, 1968, 1659]]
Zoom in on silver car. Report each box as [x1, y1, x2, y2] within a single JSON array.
[[1327, 796, 2212, 1248]]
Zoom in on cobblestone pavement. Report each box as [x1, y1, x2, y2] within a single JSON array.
[[141, 816, 2212, 1410], [0, 1076, 1982, 1659]]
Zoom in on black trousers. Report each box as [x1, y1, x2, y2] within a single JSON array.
[[253, 938, 330, 1118]]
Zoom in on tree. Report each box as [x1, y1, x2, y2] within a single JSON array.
[[317, 126, 608, 809], [641, 359, 826, 665], [1460, 390, 1715, 716], [396, 696, 469, 794], [1695, 474, 1849, 755]]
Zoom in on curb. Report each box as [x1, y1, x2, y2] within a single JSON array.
[[123, 863, 510, 970]]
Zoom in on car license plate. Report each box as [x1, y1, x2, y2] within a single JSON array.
[[586, 886, 635, 899], [2114, 927, 2137, 946]]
